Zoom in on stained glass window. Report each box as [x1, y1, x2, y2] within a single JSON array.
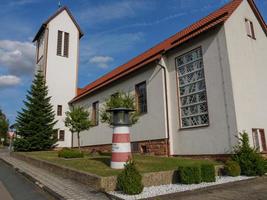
[[176, 48, 209, 128]]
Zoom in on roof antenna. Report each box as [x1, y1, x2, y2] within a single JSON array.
[[58, 0, 61, 8]]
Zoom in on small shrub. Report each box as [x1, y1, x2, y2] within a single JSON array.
[[58, 148, 84, 158], [13, 138, 30, 152], [264, 159, 267, 173], [201, 164, 216, 182], [225, 160, 241, 177], [117, 160, 144, 195], [232, 132, 266, 176], [178, 165, 201, 184]]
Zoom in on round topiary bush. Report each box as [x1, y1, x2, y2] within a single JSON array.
[[225, 160, 241, 177], [117, 160, 144, 195]]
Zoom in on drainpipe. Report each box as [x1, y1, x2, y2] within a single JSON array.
[[157, 61, 171, 156]]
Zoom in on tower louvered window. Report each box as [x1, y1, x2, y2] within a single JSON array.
[[57, 30, 63, 56], [57, 30, 69, 57], [63, 32, 69, 57], [176, 47, 209, 128]]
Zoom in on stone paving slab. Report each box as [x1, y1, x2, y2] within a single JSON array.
[[0, 152, 110, 200], [149, 176, 267, 200]]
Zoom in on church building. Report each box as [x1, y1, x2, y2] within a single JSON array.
[[33, 0, 267, 156]]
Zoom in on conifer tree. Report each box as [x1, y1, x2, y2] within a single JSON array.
[[14, 71, 57, 151]]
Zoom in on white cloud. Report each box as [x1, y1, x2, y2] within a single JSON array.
[[89, 56, 114, 69], [0, 75, 21, 88], [0, 40, 35, 76]]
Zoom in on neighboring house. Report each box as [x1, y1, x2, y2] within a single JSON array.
[[33, 0, 267, 156]]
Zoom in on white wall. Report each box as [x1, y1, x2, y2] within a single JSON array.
[[224, 0, 267, 148], [45, 10, 79, 147], [166, 27, 238, 155], [72, 64, 167, 147]]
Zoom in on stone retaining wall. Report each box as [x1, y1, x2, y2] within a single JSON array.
[[11, 153, 224, 191], [78, 139, 168, 156]]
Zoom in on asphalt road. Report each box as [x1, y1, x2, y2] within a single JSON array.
[[0, 159, 53, 200]]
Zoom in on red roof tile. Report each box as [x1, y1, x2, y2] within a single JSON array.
[[71, 0, 266, 103]]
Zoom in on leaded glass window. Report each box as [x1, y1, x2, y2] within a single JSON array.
[[176, 47, 209, 128]]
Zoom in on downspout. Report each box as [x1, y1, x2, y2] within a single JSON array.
[[157, 61, 171, 156]]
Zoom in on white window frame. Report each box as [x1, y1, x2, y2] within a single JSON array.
[[252, 128, 266, 152], [245, 18, 256, 39], [176, 47, 209, 129]]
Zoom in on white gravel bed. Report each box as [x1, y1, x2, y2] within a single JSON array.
[[108, 176, 253, 200]]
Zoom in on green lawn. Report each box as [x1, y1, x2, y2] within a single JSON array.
[[20, 151, 219, 177]]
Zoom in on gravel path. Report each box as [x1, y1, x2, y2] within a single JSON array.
[[108, 176, 253, 200]]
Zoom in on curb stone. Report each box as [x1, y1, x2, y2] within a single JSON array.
[[0, 157, 64, 200]]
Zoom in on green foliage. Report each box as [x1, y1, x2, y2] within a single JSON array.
[[15, 71, 57, 151], [178, 165, 202, 184], [264, 159, 267, 173], [58, 148, 84, 158], [117, 160, 144, 195], [201, 164, 216, 182], [13, 138, 30, 152], [65, 107, 91, 151], [225, 160, 241, 177], [100, 91, 139, 125], [232, 131, 266, 176], [0, 109, 9, 144]]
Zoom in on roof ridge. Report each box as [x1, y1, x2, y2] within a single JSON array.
[[33, 6, 83, 42]]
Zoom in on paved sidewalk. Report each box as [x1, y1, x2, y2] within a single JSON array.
[[0, 151, 110, 200], [0, 181, 13, 200], [151, 176, 267, 200]]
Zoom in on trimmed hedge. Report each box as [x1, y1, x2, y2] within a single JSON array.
[[225, 160, 241, 177], [117, 160, 144, 195], [58, 148, 84, 158], [178, 165, 201, 184], [201, 164, 216, 182]]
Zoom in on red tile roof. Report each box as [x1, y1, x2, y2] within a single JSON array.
[[70, 0, 266, 103]]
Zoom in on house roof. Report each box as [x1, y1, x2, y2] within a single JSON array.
[[70, 0, 266, 103], [33, 6, 84, 42]]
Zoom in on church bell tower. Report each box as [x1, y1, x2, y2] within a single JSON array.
[[33, 6, 83, 147]]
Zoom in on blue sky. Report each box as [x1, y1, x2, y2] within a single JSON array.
[[0, 0, 266, 124]]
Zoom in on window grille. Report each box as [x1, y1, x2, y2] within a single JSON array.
[[59, 130, 65, 141], [63, 32, 69, 57], [92, 101, 99, 126], [176, 47, 209, 128], [57, 31, 63, 56], [57, 105, 62, 116]]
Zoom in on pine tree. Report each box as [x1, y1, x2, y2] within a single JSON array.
[[14, 71, 57, 151]]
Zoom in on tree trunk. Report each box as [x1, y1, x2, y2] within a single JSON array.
[[77, 132, 81, 152]]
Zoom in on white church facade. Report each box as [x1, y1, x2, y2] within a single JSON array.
[[33, 0, 267, 156]]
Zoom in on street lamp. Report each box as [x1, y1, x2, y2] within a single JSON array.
[[107, 108, 134, 169]]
